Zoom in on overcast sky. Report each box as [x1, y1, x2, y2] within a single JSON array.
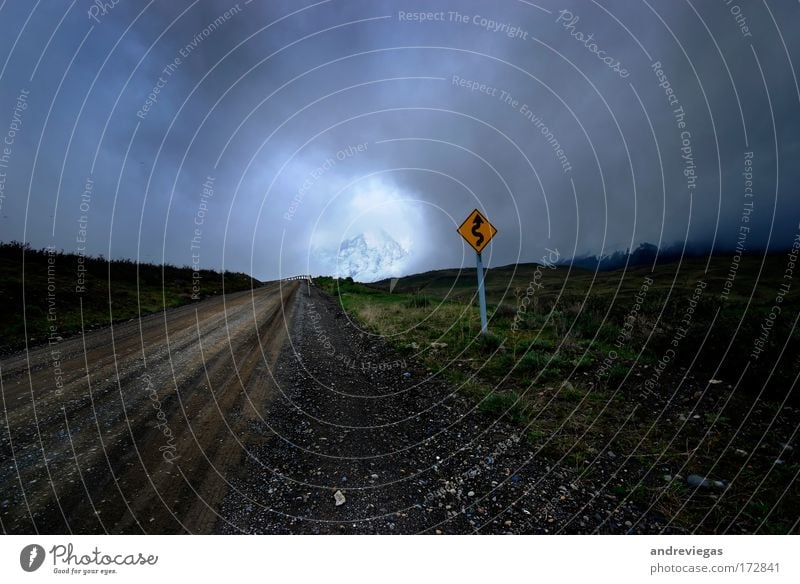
[[0, 0, 798, 280]]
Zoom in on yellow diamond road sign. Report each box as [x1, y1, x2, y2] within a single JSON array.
[[457, 209, 497, 254]]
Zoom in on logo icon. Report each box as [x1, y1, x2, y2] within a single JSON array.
[[20, 544, 45, 572]]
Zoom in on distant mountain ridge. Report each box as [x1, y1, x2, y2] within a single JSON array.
[[568, 242, 691, 271]]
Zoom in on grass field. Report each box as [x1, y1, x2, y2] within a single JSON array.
[[0, 241, 261, 353], [317, 253, 799, 533]]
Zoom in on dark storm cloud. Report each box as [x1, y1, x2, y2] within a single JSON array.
[[0, 0, 797, 280]]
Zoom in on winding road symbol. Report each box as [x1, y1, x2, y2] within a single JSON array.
[[457, 209, 497, 253], [471, 215, 485, 248]]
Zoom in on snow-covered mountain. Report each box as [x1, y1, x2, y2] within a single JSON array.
[[317, 229, 409, 282]]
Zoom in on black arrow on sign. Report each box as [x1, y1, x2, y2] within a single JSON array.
[[471, 215, 484, 247]]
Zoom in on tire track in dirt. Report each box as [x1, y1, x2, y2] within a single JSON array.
[[0, 282, 298, 533]]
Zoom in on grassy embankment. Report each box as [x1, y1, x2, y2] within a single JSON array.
[[0, 241, 261, 353], [317, 254, 799, 533]]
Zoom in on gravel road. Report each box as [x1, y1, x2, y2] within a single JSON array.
[[1, 282, 666, 534], [217, 286, 667, 534], [0, 282, 298, 534]]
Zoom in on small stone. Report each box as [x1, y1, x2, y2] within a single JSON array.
[[370, 474, 379, 479], [687, 474, 726, 490], [467, 491, 475, 497], [334, 490, 346, 506], [624, 520, 632, 527]]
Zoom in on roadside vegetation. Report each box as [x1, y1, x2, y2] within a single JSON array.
[[0, 241, 260, 353], [316, 254, 799, 534]]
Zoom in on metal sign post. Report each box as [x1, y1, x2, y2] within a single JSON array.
[[476, 252, 488, 334], [457, 209, 498, 336]]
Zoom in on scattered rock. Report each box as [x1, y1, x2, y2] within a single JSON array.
[[334, 490, 346, 506], [687, 474, 726, 490]]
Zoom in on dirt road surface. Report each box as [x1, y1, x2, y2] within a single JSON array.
[[1, 282, 298, 534], [216, 288, 667, 534], [1, 283, 666, 534]]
